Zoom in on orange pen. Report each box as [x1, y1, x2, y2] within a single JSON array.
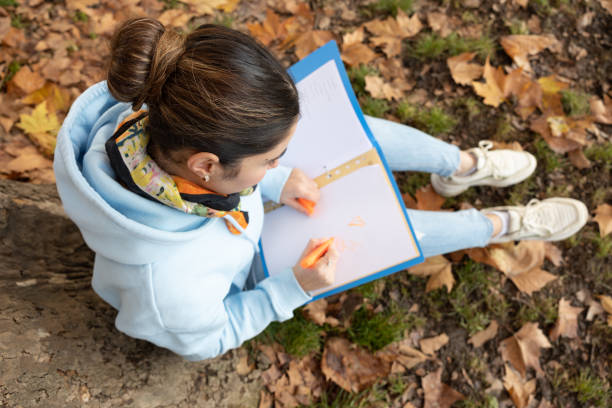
[[300, 238, 334, 269], [297, 198, 316, 216]]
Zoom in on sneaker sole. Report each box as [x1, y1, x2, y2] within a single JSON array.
[[431, 152, 537, 197], [484, 198, 589, 243]]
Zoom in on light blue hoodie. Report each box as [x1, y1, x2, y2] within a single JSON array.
[[53, 81, 312, 361]]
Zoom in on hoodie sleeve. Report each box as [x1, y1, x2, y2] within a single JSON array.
[[258, 165, 293, 203], [94, 254, 312, 361]]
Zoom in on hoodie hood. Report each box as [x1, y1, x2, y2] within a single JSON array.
[[54, 81, 263, 265]]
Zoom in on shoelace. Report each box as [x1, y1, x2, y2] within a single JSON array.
[[520, 199, 555, 236], [477, 140, 505, 180]]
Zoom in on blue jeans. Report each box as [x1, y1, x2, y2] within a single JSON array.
[[364, 115, 494, 258]]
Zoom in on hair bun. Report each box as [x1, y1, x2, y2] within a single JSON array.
[[107, 18, 185, 110]]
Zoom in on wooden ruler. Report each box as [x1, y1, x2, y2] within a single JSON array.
[[264, 148, 382, 214]]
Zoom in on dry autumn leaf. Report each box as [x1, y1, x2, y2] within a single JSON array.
[[422, 367, 465, 408], [303, 298, 340, 327], [364, 10, 422, 58], [7, 66, 45, 96], [182, 0, 233, 15], [294, 30, 334, 59], [247, 9, 292, 47], [488, 241, 558, 295], [16, 101, 60, 157], [593, 204, 612, 237], [321, 337, 390, 393], [447, 52, 483, 86], [468, 320, 499, 348], [549, 298, 583, 341], [500, 35, 560, 72], [568, 148, 591, 169], [376, 338, 431, 372], [341, 27, 377, 66], [599, 295, 612, 326], [499, 322, 552, 377], [419, 333, 449, 355], [408, 255, 455, 293], [415, 184, 446, 211], [21, 82, 72, 113], [472, 57, 506, 107], [364, 74, 405, 101], [503, 364, 536, 408], [590, 95, 612, 124]]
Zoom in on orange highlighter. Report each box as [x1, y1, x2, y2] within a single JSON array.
[[297, 198, 316, 216], [300, 238, 335, 269]]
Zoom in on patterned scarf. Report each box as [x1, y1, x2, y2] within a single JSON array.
[[105, 110, 255, 235]]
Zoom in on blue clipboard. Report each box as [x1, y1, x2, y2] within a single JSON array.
[[258, 40, 424, 302]]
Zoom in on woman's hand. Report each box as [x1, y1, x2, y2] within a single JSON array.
[[293, 238, 339, 292], [280, 168, 320, 215]]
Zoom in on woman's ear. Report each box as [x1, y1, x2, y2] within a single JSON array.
[[186, 151, 220, 179]]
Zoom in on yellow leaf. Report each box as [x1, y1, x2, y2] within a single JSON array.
[[16, 102, 60, 157], [471, 57, 505, 107], [21, 82, 72, 113], [184, 0, 229, 15]]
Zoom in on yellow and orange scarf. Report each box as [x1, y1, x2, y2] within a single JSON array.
[[105, 110, 255, 234]]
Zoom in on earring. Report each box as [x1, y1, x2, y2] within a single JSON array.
[[203, 174, 210, 182]]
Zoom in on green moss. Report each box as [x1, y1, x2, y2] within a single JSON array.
[[533, 137, 566, 172], [348, 304, 406, 352], [408, 32, 496, 60], [448, 260, 495, 334], [73, 10, 89, 22], [354, 280, 383, 302], [494, 114, 515, 141], [561, 90, 591, 117], [361, 0, 413, 17], [10, 13, 24, 28], [396, 172, 430, 196], [361, 96, 390, 118], [257, 311, 323, 357], [214, 14, 235, 28], [457, 395, 499, 408], [516, 296, 558, 327], [162, 0, 181, 9], [505, 173, 537, 206], [569, 369, 610, 407], [453, 96, 483, 119], [396, 101, 456, 135], [348, 64, 379, 97], [585, 142, 612, 163], [507, 19, 529, 35], [592, 234, 612, 259], [0, 0, 17, 6]]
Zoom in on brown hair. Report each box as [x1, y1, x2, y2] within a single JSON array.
[[107, 18, 300, 178]]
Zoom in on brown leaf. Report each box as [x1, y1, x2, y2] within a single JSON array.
[[503, 364, 536, 408], [596, 0, 612, 14], [419, 333, 449, 355], [544, 242, 563, 266], [7, 66, 45, 96], [568, 148, 591, 169], [489, 241, 557, 295], [492, 141, 525, 151], [590, 95, 612, 124], [157, 9, 194, 28], [599, 295, 612, 314], [236, 349, 255, 375], [447, 52, 483, 86], [294, 30, 335, 59], [376, 339, 431, 370], [422, 367, 465, 408], [321, 337, 390, 393], [21, 82, 72, 114], [593, 204, 612, 237], [365, 11, 422, 58], [341, 27, 377, 66], [471, 57, 505, 107], [303, 298, 340, 327], [499, 322, 552, 377], [529, 114, 582, 154], [415, 184, 446, 211], [500, 35, 560, 72], [408, 255, 455, 293], [258, 390, 274, 408], [364, 75, 405, 101], [3, 145, 53, 174], [549, 298, 583, 341], [468, 320, 499, 348]]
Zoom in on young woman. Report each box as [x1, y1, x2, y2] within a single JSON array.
[[54, 18, 588, 361]]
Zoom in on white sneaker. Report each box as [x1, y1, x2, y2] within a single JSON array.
[[482, 198, 589, 243], [431, 140, 537, 197]]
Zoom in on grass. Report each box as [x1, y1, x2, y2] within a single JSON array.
[[516, 295, 558, 327], [453, 96, 483, 119], [457, 395, 499, 408], [214, 13, 235, 28], [585, 142, 612, 163], [256, 311, 324, 357], [396, 101, 456, 135], [591, 234, 612, 259], [506, 174, 537, 205], [73, 10, 89, 22], [11, 13, 24, 28], [494, 114, 515, 141], [561, 90, 591, 116], [362, 96, 390, 118], [569, 369, 610, 407], [407, 32, 496, 60], [348, 64, 379, 97], [162, 0, 182, 9], [507, 19, 530, 35], [533, 137, 566, 172], [396, 172, 430, 196], [360, 0, 413, 18], [347, 304, 406, 352], [0, 0, 17, 6]]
